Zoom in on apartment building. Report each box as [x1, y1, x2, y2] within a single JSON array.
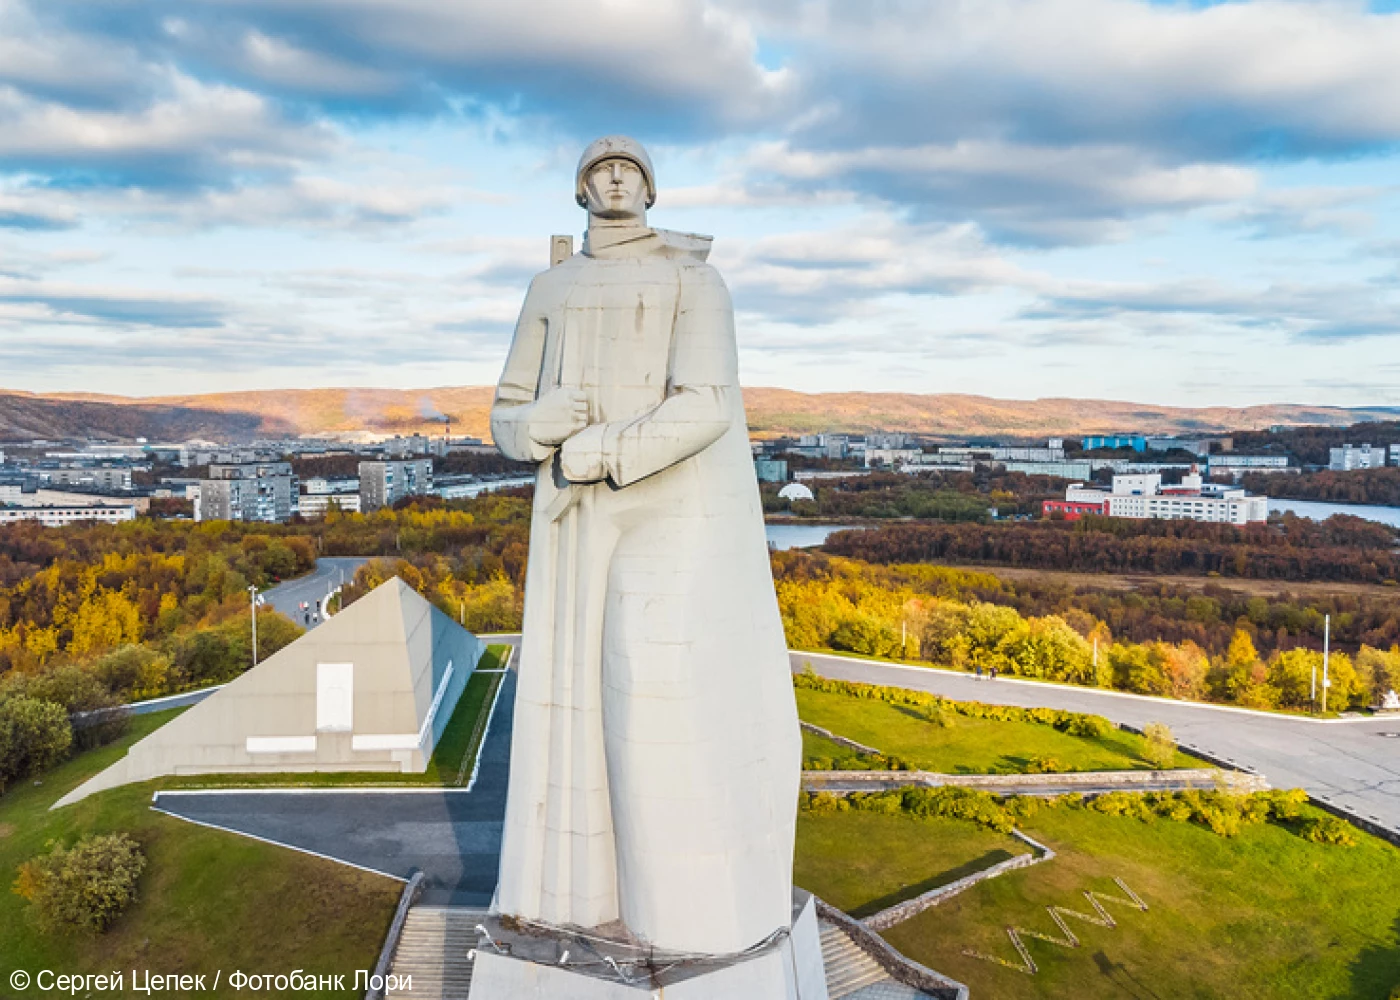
[[358, 459, 433, 512]]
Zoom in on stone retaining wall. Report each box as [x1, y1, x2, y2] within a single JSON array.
[[803, 767, 1268, 796], [863, 830, 1054, 932], [799, 720, 884, 757]]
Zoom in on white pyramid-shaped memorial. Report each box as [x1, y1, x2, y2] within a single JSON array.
[[54, 577, 484, 808]]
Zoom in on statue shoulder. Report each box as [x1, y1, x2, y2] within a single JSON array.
[[676, 256, 730, 294], [652, 228, 714, 262], [528, 255, 586, 290]]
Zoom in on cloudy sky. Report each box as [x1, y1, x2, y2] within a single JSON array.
[[2, 0, 1400, 406]]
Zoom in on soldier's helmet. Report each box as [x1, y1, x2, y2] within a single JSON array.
[[575, 135, 656, 209]]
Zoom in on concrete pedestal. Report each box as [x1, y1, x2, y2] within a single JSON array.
[[468, 891, 829, 999]]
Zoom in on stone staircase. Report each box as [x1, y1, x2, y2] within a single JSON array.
[[385, 908, 932, 1000], [386, 906, 485, 1000], [820, 920, 892, 998]]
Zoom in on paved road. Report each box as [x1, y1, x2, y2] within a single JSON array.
[[153, 671, 515, 905], [263, 556, 369, 629], [793, 650, 1400, 834]]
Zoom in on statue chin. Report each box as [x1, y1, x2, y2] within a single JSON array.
[[586, 202, 646, 223]]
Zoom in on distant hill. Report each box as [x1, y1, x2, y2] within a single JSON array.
[[739, 389, 1400, 440], [1, 386, 1396, 444]]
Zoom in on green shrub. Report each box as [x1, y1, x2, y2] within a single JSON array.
[[1027, 755, 1066, 774], [1258, 788, 1308, 821], [898, 786, 1015, 833], [853, 791, 905, 816], [804, 780, 1360, 848], [0, 697, 73, 793], [804, 751, 910, 772], [12, 833, 147, 933], [923, 703, 958, 728], [802, 792, 850, 815], [1145, 791, 1194, 822], [91, 645, 173, 700], [0, 666, 129, 753], [1004, 795, 1050, 821], [1300, 816, 1357, 847], [1060, 714, 1113, 739], [1089, 791, 1156, 822], [1142, 722, 1177, 769]]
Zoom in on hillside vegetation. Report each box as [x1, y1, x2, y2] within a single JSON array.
[[823, 514, 1400, 584], [4, 386, 1396, 442]]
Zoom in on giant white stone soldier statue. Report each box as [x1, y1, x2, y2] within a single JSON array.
[[481, 136, 825, 996]]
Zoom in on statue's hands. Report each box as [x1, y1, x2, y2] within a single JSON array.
[[528, 387, 589, 446], [560, 423, 608, 483]]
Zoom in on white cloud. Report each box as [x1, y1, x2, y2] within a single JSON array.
[[720, 216, 1032, 320], [239, 30, 400, 97], [0, 187, 77, 230], [96, 173, 460, 231], [1217, 185, 1393, 239], [1028, 274, 1400, 342], [747, 140, 1258, 243], [769, 0, 1400, 154], [0, 71, 333, 182], [0, 0, 147, 105]]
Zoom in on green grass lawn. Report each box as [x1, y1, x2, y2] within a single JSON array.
[[0, 711, 400, 999], [797, 687, 1198, 773], [794, 810, 1024, 919], [795, 807, 1400, 999], [158, 643, 510, 790]]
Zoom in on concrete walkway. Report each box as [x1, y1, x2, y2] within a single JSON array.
[[792, 649, 1400, 836], [152, 671, 515, 905]]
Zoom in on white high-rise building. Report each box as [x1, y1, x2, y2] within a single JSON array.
[[1330, 443, 1388, 471]]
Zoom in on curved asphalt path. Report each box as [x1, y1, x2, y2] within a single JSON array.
[[153, 671, 515, 905], [263, 556, 369, 628]]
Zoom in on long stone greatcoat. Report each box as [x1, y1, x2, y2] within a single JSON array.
[[489, 227, 800, 954]]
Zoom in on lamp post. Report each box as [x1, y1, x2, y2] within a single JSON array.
[[249, 584, 260, 667], [1322, 613, 1331, 715]]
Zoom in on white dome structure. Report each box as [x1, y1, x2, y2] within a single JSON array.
[[777, 482, 815, 502]]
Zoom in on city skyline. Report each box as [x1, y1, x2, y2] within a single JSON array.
[[3, 0, 1400, 407]]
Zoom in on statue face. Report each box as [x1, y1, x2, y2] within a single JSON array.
[[583, 157, 648, 221]]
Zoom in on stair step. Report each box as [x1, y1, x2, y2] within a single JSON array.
[[387, 906, 482, 1000], [818, 921, 891, 1000]]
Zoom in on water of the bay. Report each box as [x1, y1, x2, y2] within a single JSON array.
[[764, 523, 861, 550], [1268, 498, 1400, 529], [764, 500, 1400, 550]]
